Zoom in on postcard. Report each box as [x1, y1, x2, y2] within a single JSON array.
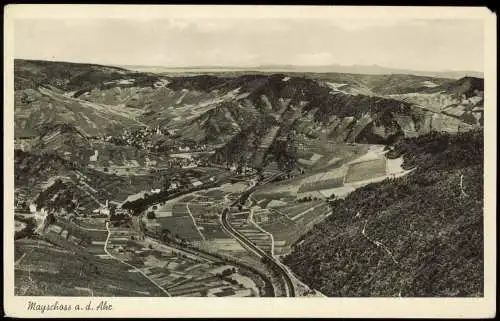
[[3, 4, 496, 318]]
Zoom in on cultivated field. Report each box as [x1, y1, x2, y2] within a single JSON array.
[[344, 158, 387, 183], [157, 217, 203, 241], [272, 200, 324, 220], [258, 201, 331, 255], [144, 182, 249, 243], [228, 210, 273, 254], [14, 236, 165, 296], [103, 229, 261, 297], [294, 140, 369, 172], [297, 176, 344, 193]]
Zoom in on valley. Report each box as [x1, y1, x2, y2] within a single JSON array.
[[13, 59, 484, 297]]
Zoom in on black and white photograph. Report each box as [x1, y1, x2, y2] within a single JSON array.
[[3, 4, 496, 318]]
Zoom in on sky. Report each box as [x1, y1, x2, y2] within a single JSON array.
[[14, 18, 484, 72]]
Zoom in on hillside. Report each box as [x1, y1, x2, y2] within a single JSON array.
[[15, 60, 481, 143], [14, 59, 482, 172], [15, 59, 142, 91], [14, 59, 153, 138], [14, 234, 166, 296], [283, 130, 483, 297], [15, 148, 74, 183], [209, 75, 477, 168], [423, 76, 484, 98], [14, 85, 148, 138], [13, 59, 486, 299]]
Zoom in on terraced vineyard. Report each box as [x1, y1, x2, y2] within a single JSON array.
[[227, 211, 273, 254]]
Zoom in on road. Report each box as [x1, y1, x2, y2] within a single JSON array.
[[115, 169, 289, 296], [220, 181, 296, 297]]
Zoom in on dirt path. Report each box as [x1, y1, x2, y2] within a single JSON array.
[[185, 196, 206, 241], [361, 219, 399, 265]]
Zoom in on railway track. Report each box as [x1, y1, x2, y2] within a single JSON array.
[[220, 183, 296, 297]]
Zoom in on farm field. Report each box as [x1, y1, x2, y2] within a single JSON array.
[[271, 200, 324, 220], [14, 236, 165, 296], [227, 210, 273, 254], [144, 184, 243, 242], [105, 232, 260, 297], [186, 202, 226, 240], [218, 182, 249, 193], [297, 152, 323, 166], [202, 239, 247, 253], [251, 144, 369, 202], [344, 158, 387, 183], [172, 203, 191, 217], [250, 191, 297, 208], [257, 201, 331, 254], [294, 141, 369, 172], [297, 176, 344, 193], [157, 216, 203, 241]]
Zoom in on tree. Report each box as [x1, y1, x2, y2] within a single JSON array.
[[162, 175, 172, 190], [146, 211, 156, 219], [221, 268, 234, 277]]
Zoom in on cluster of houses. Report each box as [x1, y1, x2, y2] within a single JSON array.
[[228, 163, 256, 176], [176, 144, 209, 153], [179, 157, 201, 169], [90, 200, 133, 227], [162, 175, 215, 193], [102, 127, 162, 150], [96, 125, 212, 155]]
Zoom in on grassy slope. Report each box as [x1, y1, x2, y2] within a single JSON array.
[[15, 59, 135, 91], [283, 130, 483, 297], [15, 236, 165, 296]]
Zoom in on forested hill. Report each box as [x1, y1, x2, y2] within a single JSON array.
[[284, 129, 484, 297]]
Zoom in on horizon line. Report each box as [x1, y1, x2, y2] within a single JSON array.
[[13, 57, 485, 75]]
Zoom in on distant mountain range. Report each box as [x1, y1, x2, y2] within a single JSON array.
[[118, 63, 484, 79]]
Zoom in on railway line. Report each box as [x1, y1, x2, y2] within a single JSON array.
[[220, 179, 296, 297]]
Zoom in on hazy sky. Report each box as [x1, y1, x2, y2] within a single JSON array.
[[14, 18, 484, 71]]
